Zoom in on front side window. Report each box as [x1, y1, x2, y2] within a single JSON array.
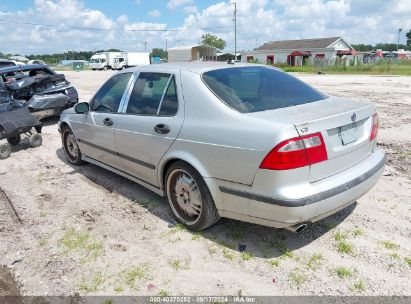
[[91, 73, 132, 113], [126, 72, 177, 116], [202, 66, 326, 113]]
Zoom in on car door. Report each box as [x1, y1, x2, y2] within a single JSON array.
[[74, 72, 133, 167], [114, 70, 184, 187]]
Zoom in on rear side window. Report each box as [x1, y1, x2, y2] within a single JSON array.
[[91, 73, 132, 113], [126, 72, 178, 116], [202, 66, 326, 113]]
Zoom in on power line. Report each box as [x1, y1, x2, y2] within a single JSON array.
[[0, 19, 231, 32]]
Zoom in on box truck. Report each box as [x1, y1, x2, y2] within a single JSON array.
[[113, 52, 150, 70], [90, 52, 122, 70]]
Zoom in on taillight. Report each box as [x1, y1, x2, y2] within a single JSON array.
[[259, 132, 328, 170], [370, 113, 379, 141]]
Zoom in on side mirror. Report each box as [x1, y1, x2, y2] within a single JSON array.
[[74, 102, 89, 114]]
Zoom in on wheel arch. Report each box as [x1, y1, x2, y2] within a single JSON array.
[[158, 152, 223, 210]]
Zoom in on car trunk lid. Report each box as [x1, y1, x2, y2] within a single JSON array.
[[248, 96, 376, 182]]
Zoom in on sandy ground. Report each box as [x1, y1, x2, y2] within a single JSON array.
[[0, 71, 410, 296]]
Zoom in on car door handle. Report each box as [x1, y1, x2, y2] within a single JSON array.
[[103, 118, 113, 126], [154, 124, 170, 134]]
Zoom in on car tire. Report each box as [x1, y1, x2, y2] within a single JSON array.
[[0, 143, 11, 160], [62, 128, 86, 166], [165, 161, 220, 231], [7, 135, 21, 146], [29, 133, 42, 148]]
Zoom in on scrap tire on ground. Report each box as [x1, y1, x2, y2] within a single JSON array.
[[7, 135, 21, 146], [29, 133, 42, 148], [0, 143, 11, 160]]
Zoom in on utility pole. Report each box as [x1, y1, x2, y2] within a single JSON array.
[[144, 41, 147, 52], [397, 28, 402, 51], [233, 1, 237, 60]]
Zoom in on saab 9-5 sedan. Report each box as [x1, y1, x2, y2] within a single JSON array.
[[59, 63, 385, 231]]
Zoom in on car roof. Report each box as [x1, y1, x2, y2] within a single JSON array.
[[124, 62, 272, 75], [0, 64, 51, 74]]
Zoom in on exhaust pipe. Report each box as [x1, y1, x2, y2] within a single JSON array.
[[284, 223, 308, 233]]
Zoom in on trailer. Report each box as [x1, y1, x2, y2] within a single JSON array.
[[113, 52, 150, 70]]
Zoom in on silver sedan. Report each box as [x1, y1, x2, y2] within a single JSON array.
[[59, 63, 385, 231]]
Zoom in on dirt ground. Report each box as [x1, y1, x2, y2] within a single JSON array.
[[0, 71, 410, 296]]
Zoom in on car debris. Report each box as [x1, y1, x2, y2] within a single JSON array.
[[0, 64, 78, 120], [0, 107, 43, 160]]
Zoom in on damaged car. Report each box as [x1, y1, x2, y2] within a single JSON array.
[[0, 64, 78, 120]]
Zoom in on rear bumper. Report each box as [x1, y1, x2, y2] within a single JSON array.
[[213, 149, 385, 228]]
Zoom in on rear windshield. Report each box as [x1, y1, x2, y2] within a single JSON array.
[[202, 66, 326, 113]]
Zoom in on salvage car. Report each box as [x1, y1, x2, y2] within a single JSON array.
[[0, 64, 78, 120], [0, 58, 16, 68], [59, 63, 385, 231]]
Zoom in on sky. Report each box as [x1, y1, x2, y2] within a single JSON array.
[[0, 0, 410, 55]]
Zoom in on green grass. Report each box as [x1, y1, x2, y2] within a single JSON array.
[[267, 259, 280, 267], [382, 240, 399, 250], [168, 258, 189, 270], [337, 241, 355, 255], [39, 212, 47, 218], [275, 59, 411, 76], [306, 253, 323, 270], [390, 252, 401, 260], [59, 227, 103, 262], [158, 290, 170, 297], [289, 269, 307, 286], [334, 231, 355, 255], [114, 285, 124, 293], [79, 272, 105, 292], [334, 231, 348, 242], [353, 227, 363, 237], [335, 267, 354, 279], [123, 263, 151, 289], [322, 222, 336, 231], [404, 257, 411, 266], [191, 232, 202, 240], [351, 280, 366, 292], [240, 252, 253, 261], [222, 248, 235, 261], [280, 249, 295, 259]]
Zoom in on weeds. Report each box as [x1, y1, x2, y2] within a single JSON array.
[[390, 252, 401, 260], [38, 239, 47, 247], [335, 267, 354, 279], [123, 263, 151, 289], [114, 285, 124, 293], [351, 280, 365, 292], [222, 248, 235, 261], [59, 227, 103, 262], [334, 231, 355, 255], [382, 240, 399, 250], [267, 259, 280, 267], [169, 258, 189, 270], [79, 272, 105, 292], [306, 253, 323, 270], [191, 232, 202, 240], [353, 227, 363, 237], [228, 226, 246, 241], [322, 222, 336, 231], [289, 269, 307, 286], [158, 290, 170, 297], [240, 252, 253, 261], [405, 257, 411, 266]]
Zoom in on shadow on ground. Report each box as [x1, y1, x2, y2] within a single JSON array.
[[56, 147, 356, 259]]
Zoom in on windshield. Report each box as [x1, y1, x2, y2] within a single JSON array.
[[202, 66, 326, 113]]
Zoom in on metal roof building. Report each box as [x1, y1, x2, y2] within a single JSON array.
[[167, 45, 218, 63]]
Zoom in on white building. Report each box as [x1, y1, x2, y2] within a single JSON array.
[[167, 45, 218, 63], [242, 37, 356, 66]]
